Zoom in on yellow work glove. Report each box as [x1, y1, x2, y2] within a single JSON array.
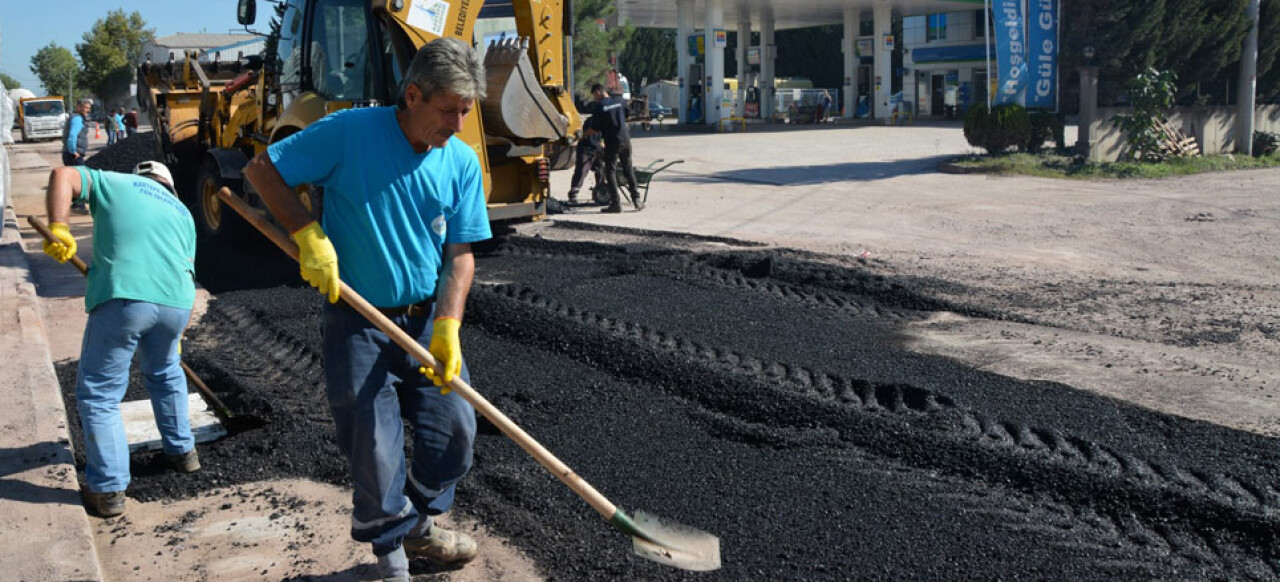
[[420, 317, 462, 394], [290, 222, 340, 304], [43, 221, 77, 264]]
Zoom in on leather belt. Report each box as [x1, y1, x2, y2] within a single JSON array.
[[346, 298, 435, 318]]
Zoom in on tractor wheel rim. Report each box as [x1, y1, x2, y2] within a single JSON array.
[[202, 179, 221, 230]]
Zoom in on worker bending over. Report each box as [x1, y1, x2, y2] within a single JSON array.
[[245, 38, 490, 581], [43, 160, 200, 518]]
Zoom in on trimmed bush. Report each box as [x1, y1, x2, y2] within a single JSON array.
[[964, 103, 1032, 154], [963, 104, 993, 151], [1027, 111, 1064, 153]]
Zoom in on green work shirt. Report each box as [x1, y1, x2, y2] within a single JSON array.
[[74, 167, 197, 313]]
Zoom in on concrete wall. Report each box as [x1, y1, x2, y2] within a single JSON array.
[[1090, 105, 1280, 161]]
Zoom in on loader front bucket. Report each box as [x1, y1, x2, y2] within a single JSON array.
[[481, 37, 569, 142]]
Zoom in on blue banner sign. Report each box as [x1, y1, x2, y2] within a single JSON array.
[[1027, 0, 1058, 109], [994, 0, 1027, 105]]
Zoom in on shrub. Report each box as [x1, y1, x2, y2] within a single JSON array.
[[964, 103, 1032, 154], [1254, 131, 1279, 157], [1110, 68, 1178, 162], [963, 103, 993, 151], [1027, 111, 1064, 153]]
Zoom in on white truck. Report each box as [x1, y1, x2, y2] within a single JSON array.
[[17, 96, 68, 142]]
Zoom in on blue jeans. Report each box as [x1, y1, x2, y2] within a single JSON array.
[[322, 303, 476, 552], [77, 299, 193, 493]]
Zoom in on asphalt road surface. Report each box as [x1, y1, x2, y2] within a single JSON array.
[[54, 230, 1280, 580], [17, 123, 1279, 580]]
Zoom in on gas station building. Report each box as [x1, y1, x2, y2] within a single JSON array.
[[616, 0, 1001, 126]]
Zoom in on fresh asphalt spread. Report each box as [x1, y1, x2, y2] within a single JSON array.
[[56, 228, 1280, 580]]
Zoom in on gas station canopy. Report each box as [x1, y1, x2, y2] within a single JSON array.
[[617, 0, 987, 31], [615, 0, 996, 126]]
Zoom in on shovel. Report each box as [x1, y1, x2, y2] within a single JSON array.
[[217, 187, 721, 571], [27, 216, 239, 428]]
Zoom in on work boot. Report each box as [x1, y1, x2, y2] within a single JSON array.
[[376, 546, 410, 582], [629, 189, 644, 211], [601, 205, 623, 214], [404, 524, 478, 566], [83, 490, 126, 518], [566, 188, 579, 203], [166, 449, 200, 473]]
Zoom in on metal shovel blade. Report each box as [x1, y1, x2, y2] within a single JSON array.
[[630, 510, 722, 571]]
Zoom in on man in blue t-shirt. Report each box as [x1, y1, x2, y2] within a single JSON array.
[[244, 37, 490, 581], [62, 99, 93, 212], [42, 160, 199, 519]]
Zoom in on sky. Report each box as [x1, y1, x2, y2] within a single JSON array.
[[1, 1, 252, 93]]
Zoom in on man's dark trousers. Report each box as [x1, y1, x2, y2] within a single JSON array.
[[601, 138, 640, 210]]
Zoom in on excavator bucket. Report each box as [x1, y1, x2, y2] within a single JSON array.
[[482, 37, 569, 142]]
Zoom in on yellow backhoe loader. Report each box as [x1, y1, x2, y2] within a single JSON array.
[[137, 0, 581, 241]]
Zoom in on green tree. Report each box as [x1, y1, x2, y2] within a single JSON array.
[[1061, 0, 1252, 105], [30, 43, 82, 101], [775, 25, 843, 88], [1111, 68, 1179, 161], [265, 1, 290, 62], [618, 28, 676, 86], [0, 72, 20, 89], [572, 0, 633, 96], [76, 9, 155, 103]]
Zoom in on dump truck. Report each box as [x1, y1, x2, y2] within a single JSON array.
[[16, 95, 68, 143], [137, 0, 581, 241]]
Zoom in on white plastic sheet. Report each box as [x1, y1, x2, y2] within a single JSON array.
[[0, 80, 12, 223]]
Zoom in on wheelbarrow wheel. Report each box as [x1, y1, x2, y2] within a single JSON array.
[[592, 181, 611, 205]]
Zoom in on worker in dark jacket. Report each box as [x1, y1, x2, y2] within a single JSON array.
[[589, 83, 642, 213], [566, 99, 603, 203]]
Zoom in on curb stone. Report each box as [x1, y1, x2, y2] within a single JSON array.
[[0, 204, 105, 582]]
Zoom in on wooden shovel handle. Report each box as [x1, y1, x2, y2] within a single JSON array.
[[25, 216, 235, 422], [216, 187, 620, 520]]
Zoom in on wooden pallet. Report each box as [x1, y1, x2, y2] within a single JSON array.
[[1158, 119, 1200, 157]]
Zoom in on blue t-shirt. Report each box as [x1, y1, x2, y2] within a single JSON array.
[[267, 106, 491, 307]]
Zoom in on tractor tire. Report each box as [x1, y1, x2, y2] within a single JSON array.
[[194, 158, 252, 244]]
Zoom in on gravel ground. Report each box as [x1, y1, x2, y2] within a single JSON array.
[[55, 231, 1280, 580]]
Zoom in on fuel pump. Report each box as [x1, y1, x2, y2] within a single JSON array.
[[745, 86, 761, 118], [688, 63, 704, 124]]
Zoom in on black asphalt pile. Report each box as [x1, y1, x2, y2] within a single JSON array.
[[85, 131, 158, 173], [56, 232, 1280, 580]]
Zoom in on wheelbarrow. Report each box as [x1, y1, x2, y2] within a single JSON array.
[[592, 159, 685, 206]]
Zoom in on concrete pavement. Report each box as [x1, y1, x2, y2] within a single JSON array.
[[0, 199, 103, 581]]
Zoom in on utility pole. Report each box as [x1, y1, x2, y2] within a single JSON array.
[[985, 0, 991, 108], [1237, 0, 1260, 155]]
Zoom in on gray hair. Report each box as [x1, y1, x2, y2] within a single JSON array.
[[397, 37, 485, 109]]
